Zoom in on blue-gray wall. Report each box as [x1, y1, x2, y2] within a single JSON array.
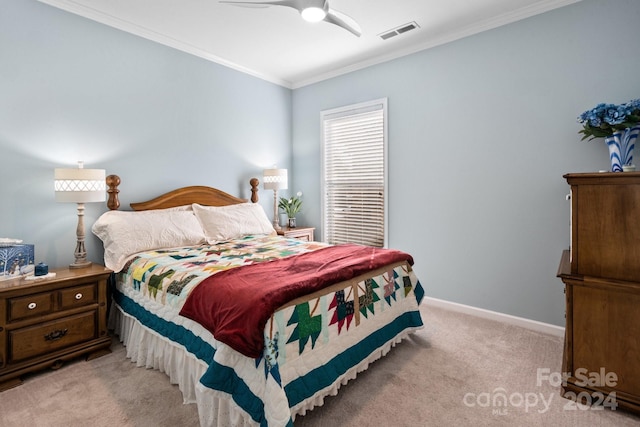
[[1, 0, 292, 268], [292, 0, 640, 326], [2, 0, 639, 326]]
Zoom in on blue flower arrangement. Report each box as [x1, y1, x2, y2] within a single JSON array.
[[578, 99, 640, 140]]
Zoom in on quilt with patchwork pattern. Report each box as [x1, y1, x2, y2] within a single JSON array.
[[113, 235, 424, 426]]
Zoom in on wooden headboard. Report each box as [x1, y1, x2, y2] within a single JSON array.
[[106, 175, 260, 211]]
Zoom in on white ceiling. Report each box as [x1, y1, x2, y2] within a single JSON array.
[[39, 0, 579, 88]]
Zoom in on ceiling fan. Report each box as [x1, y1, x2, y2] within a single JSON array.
[[219, 0, 362, 37]]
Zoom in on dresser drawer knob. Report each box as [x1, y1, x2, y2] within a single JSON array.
[[44, 329, 68, 341], [75, 293, 83, 300], [28, 302, 37, 310]]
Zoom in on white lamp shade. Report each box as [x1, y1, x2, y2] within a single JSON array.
[[263, 168, 288, 191], [55, 167, 106, 203]]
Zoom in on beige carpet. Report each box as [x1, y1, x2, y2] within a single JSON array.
[[1, 304, 638, 427]]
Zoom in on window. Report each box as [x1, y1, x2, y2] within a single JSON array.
[[321, 98, 387, 248]]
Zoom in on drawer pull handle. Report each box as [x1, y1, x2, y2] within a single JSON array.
[[75, 293, 83, 300], [44, 329, 68, 341], [28, 302, 37, 310]]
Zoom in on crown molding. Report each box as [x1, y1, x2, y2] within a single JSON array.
[[38, 0, 293, 88], [291, 0, 582, 88], [39, 0, 581, 90]]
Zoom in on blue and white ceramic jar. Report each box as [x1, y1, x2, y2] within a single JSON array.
[[604, 126, 640, 172]]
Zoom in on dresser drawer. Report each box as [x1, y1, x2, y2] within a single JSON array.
[[8, 292, 54, 322], [59, 284, 96, 309], [9, 311, 97, 362]]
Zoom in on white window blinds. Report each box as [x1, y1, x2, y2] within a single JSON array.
[[321, 99, 387, 248]]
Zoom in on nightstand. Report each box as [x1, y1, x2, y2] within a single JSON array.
[[277, 226, 315, 242], [0, 264, 112, 391]]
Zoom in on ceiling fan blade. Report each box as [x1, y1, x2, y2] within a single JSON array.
[[221, 0, 361, 37], [219, 3, 269, 8], [219, 0, 301, 10], [324, 8, 361, 37]]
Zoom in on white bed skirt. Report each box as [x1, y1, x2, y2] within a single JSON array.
[[109, 303, 257, 427], [109, 301, 419, 427]]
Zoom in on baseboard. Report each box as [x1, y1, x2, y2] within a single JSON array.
[[424, 296, 565, 337]]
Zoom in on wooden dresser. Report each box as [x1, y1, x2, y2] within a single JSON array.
[[557, 172, 640, 413], [0, 264, 112, 391]]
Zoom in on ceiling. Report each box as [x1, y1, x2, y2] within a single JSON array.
[[39, 0, 579, 88]]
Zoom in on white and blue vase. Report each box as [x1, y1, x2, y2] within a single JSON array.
[[604, 126, 640, 172]]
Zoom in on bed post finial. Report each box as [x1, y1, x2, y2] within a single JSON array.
[[250, 178, 259, 203], [106, 174, 121, 210]]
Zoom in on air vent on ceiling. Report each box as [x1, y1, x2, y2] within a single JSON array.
[[379, 22, 419, 40]]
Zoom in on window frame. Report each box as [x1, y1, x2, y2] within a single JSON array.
[[320, 97, 388, 248]]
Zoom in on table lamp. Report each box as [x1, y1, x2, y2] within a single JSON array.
[[263, 168, 288, 231], [55, 161, 106, 268]]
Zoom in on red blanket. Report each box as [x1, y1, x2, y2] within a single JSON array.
[[179, 243, 414, 358]]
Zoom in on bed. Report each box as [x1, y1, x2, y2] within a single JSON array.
[[93, 175, 425, 427]]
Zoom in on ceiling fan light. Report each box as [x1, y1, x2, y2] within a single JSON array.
[[301, 7, 326, 22]]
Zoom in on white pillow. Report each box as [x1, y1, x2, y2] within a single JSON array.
[[91, 208, 206, 272], [192, 203, 275, 243], [159, 204, 193, 211]]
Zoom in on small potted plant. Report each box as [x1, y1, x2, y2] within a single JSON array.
[[278, 191, 303, 228]]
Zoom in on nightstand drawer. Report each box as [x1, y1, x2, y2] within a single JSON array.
[[9, 311, 97, 362], [277, 226, 315, 241], [0, 264, 112, 390], [289, 233, 312, 241], [8, 292, 54, 322], [60, 284, 96, 309]]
